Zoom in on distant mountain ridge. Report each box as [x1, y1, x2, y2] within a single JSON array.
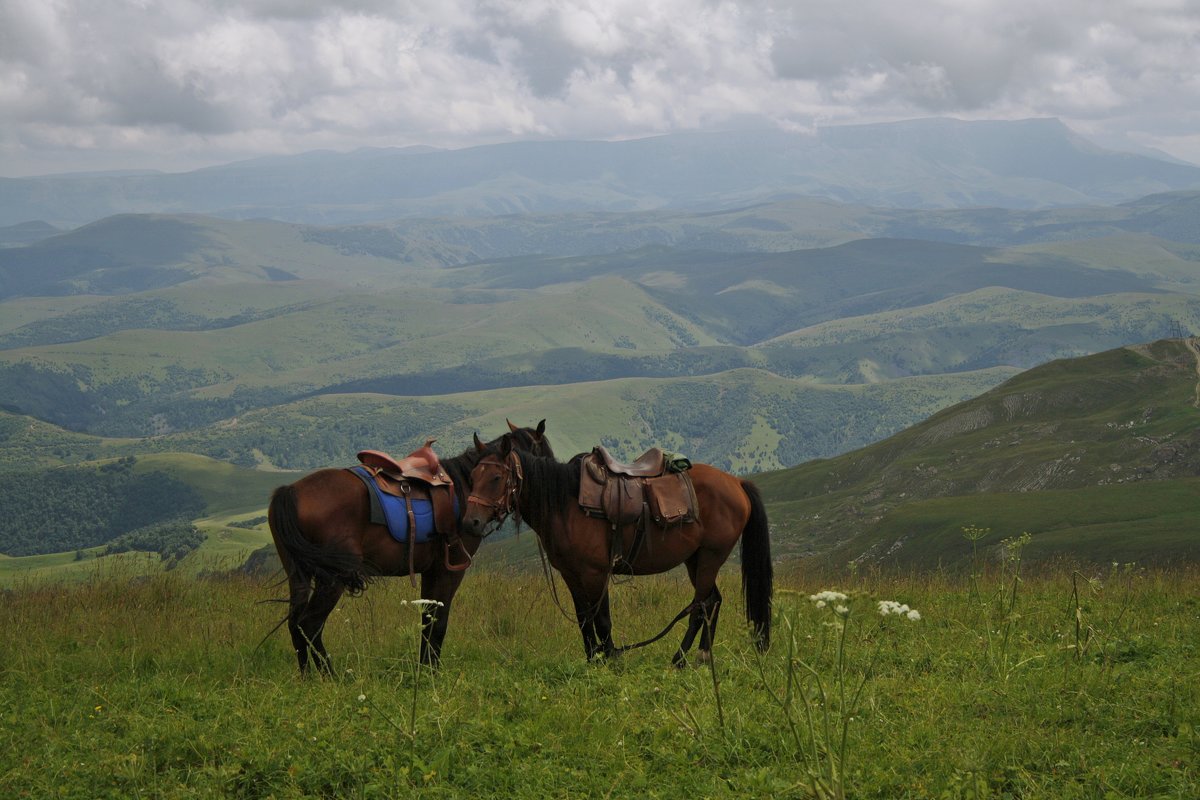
[[3, 189, 1200, 301], [3, 118, 1198, 227]]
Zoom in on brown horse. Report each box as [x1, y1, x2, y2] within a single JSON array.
[[460, 433, 772, 664], [268, 420, 553, 674]]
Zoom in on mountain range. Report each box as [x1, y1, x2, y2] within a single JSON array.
[[3, 118, 1199, 228]]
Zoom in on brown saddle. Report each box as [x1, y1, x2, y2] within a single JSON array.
[[578, 446, 698, 532], [594, 444, 668, 477], [357, 439, 451, 487], [355, 439, 466, 580]]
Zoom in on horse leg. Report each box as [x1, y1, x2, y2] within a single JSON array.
[[697, 586, 723, 656], [592, 591, 617, 658], [566, 572, 615, 660], [672, 554, 723, 667], [285, 570, 314, 673], [418, 570, 465, 669], [292, 577, 344, 677]]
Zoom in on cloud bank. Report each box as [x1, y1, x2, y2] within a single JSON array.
[[1, 0, 1198, 175]]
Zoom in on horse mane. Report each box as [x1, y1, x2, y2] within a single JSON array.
[[514, 446, 581, 531], [442, 426, 556, 508]]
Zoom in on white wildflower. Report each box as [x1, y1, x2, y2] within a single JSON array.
[[878, 600, 921, 621], [835, 605, 850, 616], [404, 599, 445, 608], [357, 694, 366, 703], [809, 590, 848, 605]]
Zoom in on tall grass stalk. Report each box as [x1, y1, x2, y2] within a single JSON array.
[[754, 591, 919, 800], [962, 526, 1037, 679]]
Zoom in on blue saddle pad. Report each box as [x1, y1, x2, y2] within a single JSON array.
[[349, 466, 457, 545]]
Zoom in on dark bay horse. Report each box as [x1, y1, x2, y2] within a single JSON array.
[[460, 433, 772, 664], [268, 420, 552, 674]]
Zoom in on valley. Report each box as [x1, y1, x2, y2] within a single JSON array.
[[2, 124, 1200, 576]]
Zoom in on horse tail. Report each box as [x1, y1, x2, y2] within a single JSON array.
[[739, 479, 773, 651], [268, 484, 369, 595]]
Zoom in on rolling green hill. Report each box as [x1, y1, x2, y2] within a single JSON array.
[[754, 338, 1200, 565], [3, 208, 1197, 440], [0, 364, 1014, 474]]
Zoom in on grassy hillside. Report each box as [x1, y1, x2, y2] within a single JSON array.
[[845, 478, 1200, 568], [755, 338, 1200, 565]]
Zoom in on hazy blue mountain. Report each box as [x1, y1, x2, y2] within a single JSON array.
[[0, 220, 61, 247], [3, 118, 1198, 227]]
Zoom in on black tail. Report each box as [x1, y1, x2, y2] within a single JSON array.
[[268, 484, 370, 594], [739, 480, 773, 651]]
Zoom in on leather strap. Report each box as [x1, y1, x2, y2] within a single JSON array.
[[402, 483, 417, 588]]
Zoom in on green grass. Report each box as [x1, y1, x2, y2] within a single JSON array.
[[1, 563, 1196, 798], [842, 478, 1200, 567]]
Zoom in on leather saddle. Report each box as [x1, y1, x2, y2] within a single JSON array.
[[353, 440, 465, 579], [358, 439, 451, 488], [578, 445, 698, 530]]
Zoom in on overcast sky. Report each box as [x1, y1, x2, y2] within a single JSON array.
[[2, 0, 1198, 177]]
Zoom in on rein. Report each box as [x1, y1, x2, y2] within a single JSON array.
[[615, 603, 694, 653]]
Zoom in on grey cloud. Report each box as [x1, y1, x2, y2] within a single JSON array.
[[505, 20, 585, 98], [2, 0, 1200, 174], [210, 0, 399, 20]]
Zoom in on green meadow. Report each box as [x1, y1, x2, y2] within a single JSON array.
[[2, 558, 1196, 798]]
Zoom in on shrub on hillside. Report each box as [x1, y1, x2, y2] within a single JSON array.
[[103, 520, 206, 561]]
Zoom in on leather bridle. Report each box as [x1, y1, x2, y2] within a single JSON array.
[[465, 449, 524, 532]]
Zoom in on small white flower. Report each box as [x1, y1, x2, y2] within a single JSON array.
[[809, 590, 848, 604], [357, 694, 366, 703], [878, 600, 921, 621], [834, 605, 849, 616], [815, 600, 827, 608], [405, 599, 446, 608]]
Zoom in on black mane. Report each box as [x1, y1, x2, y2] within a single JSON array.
[[444, 426, 554, 508], [513, 446, 582, 531]]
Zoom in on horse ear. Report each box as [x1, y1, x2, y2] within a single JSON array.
[[535, 419, 546, 437], [499, 433, 514, 456], [506, 418, 519, 433], [473, 432, 486, 452]]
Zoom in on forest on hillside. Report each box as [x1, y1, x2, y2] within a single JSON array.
[[0, 457, 206, 555]]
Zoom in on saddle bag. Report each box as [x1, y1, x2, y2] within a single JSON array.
[[577, 447, 698, 528], [644, 472, 698, 525]]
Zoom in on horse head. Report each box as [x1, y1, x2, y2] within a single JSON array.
[[464, 432, 525, 537]]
